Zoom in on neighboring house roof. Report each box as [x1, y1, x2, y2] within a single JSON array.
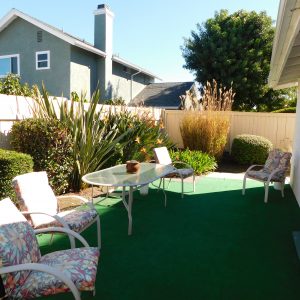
[[130, 82, 194, 108], [0, 8, 161, 79], [112, 55, 162, 80]]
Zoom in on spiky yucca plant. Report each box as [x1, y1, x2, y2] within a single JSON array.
[[32, 85, 128, 191]]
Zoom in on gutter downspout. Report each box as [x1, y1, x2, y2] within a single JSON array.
[[131, 70, 142, 102]]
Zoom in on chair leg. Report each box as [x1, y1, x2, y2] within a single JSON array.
[[181, 178, 184, 198], [281, 182, 285, 198], [96, 216, 101, 249], [49, 233, 54, 245], [157, 178, 162, 192], [166, 178, 172, 189], [193, 174, 195, 192], [69, 235, 76, 248], [264, 181, 270, 203], [242, 175, 247, 195]]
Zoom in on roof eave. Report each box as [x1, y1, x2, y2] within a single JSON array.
[[0, 9, 106, 58], [112, 55, 162, 80], [269, 0, 300, 88]]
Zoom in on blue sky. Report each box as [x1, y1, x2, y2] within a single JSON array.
[[0, 0, 280, 82]]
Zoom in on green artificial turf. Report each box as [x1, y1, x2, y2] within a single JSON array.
[[38, 177, 300, 300]]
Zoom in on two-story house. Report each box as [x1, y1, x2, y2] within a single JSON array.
[[0, 4, 160, 102]]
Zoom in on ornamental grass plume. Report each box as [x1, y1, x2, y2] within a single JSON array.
[[180, 79, 234, 159]]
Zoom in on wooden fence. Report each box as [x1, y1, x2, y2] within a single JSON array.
[[0, 94, 163, 149], [0, 94, 296, 152], [162, 110, 296, 151]]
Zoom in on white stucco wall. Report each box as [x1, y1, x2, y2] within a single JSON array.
[[291, 82, 300, 206], [70, 62, 91, 99]]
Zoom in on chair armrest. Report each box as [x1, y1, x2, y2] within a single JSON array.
[[34, 227, 89, 247], [172, 160, 193, 170], [0, 263, 80, 300], [57, 195, 94, 209], [245, 164, 264, 173], [21, 211, 69, 228]]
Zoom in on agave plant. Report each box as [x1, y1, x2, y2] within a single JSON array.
[[32, 84, 129, 191]]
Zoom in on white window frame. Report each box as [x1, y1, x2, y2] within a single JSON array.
[[36, 50, 50, 70], [0, 54, 20, 78]]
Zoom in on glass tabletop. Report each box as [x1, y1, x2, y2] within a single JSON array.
[[82, 163, 175, 187]]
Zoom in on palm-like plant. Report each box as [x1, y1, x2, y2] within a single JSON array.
[[32, 85, 128, 191]]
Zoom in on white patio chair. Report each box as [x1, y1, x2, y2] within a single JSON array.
[[153, 147, 195, 200], [12, 171, 101, 249], [242, 149, 292, 203], [0, 198, 100, 300]]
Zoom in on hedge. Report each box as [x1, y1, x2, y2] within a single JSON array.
[[10, 118, 74, 194], [0, 148, 33, 203], [231, 134, 273, 165]]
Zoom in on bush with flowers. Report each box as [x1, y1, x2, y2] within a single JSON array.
[[101, 110, 173, 166]]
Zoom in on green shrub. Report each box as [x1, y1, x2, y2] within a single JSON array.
[[10, 118, 74, 194], [0, 148, 33, 203], [104, 97, 126, 106], [180, 112, 230, 159], [32, 85, 127, 191], [272, 107, 296, 113], [0, 73, 34, 96], [169, 149, 217, 175], [231, 134, 273, 165], [102, 110, 173, 164]]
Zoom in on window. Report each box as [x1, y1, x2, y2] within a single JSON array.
[[36, 51, 50, 70], [0, 54, 19, 78]]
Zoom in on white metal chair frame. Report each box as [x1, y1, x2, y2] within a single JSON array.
[[21, 196, 101, 249], [153, 147, 195, 202], [0, 226, 96, 300], [242, 164, 288, 203], [13, 172, 101, 249]]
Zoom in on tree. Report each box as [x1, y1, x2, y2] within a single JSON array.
[[182, 10, 289, 111]]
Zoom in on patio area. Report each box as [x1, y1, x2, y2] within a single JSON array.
[[37, 175, 300, 300]]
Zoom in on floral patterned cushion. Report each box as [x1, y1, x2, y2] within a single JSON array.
[[247, 170, 284, 182], [35, 207, 99, 232], [263, 149, 292, 174], [0, 221, 41, 297], [13, 247, 99, 299]]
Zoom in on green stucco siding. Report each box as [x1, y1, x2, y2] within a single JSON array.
[[111, 62, 154, 103], [0, 18, 70, 97], [70, 46, 100, 98]]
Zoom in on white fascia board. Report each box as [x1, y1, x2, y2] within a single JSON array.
[[0, 9, 106, 58], [74, 41, 106, 57], [269, 0, 300, 88], [112, 55, 162, 80]]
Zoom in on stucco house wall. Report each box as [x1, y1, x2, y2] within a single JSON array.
[[0, 18, 70, 97], [0, 6, 160, 102], [291, 83, 300, 203], [111, 61, 154, 103], [70, 46, 100, 99]]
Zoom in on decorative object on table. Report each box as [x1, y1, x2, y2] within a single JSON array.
[[242, 149, 292, 203], [126, 160, 140, 173]]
